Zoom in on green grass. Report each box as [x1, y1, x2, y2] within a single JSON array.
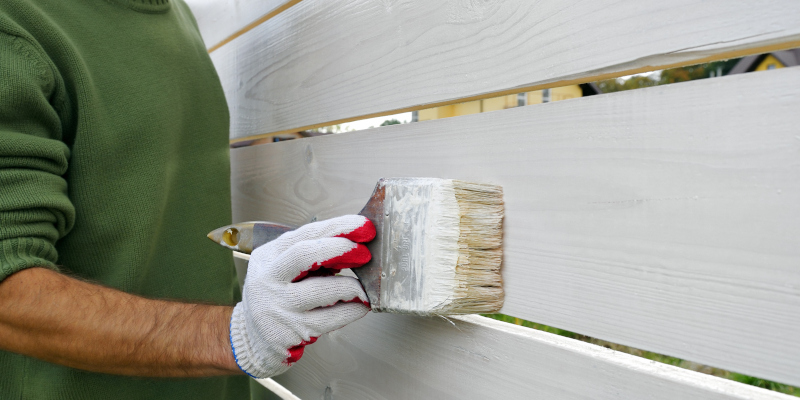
[[482, 314, 799, 396]]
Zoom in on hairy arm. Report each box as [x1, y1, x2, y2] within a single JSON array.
[[0, 267, 242, 377]]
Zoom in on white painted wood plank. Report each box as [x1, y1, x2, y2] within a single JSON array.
[[273, 313, 790, 399], [183, 0, 295, 51], [255, 378, 301, 400], [210, 0, 800, 139], [230, 67, 800, 386]]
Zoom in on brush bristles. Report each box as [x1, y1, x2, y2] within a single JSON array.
[[440, 180, 504, 314], [376, 177, 503, 315]]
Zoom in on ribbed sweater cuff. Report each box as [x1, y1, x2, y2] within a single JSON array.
[[0, 237, 59, 282]]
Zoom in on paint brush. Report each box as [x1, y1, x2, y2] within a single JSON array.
[[208, 178, 504, 315]]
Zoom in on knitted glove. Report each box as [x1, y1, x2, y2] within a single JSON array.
[[230, 215, 376, 378]]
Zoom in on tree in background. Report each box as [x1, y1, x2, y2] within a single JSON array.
[[596, 75, 659, 93], [595, 58, 741, 93], [659, 58, 740, 84], [380, 119, 402, 126]]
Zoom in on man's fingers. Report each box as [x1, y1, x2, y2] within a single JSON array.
[[288, 276, 369, 311], [266, 215, 375, 254], [271, 237, 371, 282], [334, 217, 376, 243], [302, 302, 370, 334]]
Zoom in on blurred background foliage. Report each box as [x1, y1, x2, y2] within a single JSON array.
[[596, 59, 742, 93]]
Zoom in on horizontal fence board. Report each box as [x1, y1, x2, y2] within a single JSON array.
[[210, 0, 800, 139], [184, 0, 296, 51], [273, 314, 788, 399], [255, 378, 300, 400], [231, 67, 800, 386]]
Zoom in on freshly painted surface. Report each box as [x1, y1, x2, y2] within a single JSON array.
[[271, 313, 790, 399], [183, 0, 296, 51], [230, 67, 800, 386], [209, 0, 800, 139]]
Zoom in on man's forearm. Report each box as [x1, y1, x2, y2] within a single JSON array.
[[0, 267, 242, 377]]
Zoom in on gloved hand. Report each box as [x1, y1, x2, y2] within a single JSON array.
[[229, 215, 376, 378]]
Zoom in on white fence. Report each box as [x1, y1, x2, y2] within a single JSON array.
[[186, 0, 800, 398]]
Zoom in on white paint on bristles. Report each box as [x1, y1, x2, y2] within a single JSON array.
[[381, 178, 460, 313], [379, 178, 504, 315]]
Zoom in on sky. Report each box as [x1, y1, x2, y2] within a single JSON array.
[[617, 70, 662, 82], [339, 112, 413, 131]]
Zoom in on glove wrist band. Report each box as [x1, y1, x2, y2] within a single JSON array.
[[229, 302, 261, 378]]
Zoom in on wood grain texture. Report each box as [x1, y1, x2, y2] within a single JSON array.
[[230, 67, 800, 386], [273, 314, 790, 399], [210, 0, 800, 139], [183, 0, 296, 51]]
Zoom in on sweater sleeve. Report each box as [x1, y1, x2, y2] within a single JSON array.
[[0, 31, 75, 281]]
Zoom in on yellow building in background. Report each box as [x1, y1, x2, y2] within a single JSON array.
[[418, 47, 800, 123], [728, 49, 799, 75], [416, 84, 598, 122], [754, 54, 786, 71]]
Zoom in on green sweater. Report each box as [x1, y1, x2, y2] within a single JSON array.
[[0, 0, 257, 398]]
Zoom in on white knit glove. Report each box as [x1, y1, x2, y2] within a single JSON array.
[[229, 215, 376, 378]]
